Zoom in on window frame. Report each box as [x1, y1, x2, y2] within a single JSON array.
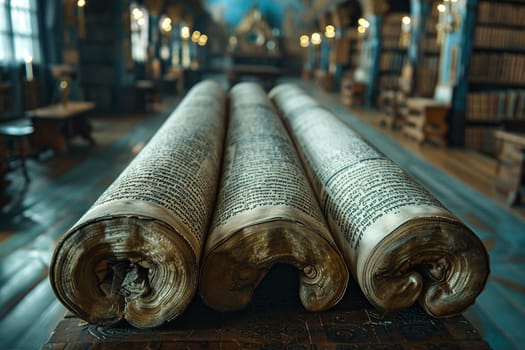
[[0, 0, 41, 65]]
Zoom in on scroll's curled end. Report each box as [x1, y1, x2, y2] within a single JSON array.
[[199, 221, 349, 312], [50, 216, 198, 328], [361, 217, 489, 317]]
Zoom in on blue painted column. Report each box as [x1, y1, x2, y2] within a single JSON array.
[[435, 0, 477, 146], [363, 15, 382, 108], [306, 43, 314, 71], [319, 37, 330, 72], [171, 24, 182, 67], [333, 27, 344, 89], [149, 15, 160, 61], [408, 0, 431, 66], [117, 0, 130, 84]]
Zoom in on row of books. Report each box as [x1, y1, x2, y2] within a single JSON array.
[[380, 12, 410, 53], [382, 36, 408, 50], [421, 38, 440, 54], [380, 52, 405, 72], [378, 73, 399, 90], [466, 90, 525, 121], [474, 26, 525, 50], [381, 13, 408, 37], [465, 126, 499, 156], [411, 2, 439, 98], [477, 1, 525, 27], [470, 53, 525, 83], [381, 25, 402, 38], [414, 66, 439, 98]]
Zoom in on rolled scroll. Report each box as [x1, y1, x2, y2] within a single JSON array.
[[269, 84, 489, 317], [199, 82, 348, 312], [50, 80, 227, 328]]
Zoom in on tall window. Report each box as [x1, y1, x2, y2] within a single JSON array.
[[0, 0, 41, 64], [130, 3, 149, 62]]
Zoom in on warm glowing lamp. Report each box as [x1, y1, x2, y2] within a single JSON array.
[[180, 25, 190, 39], [198, 34, 208, 46], [310, 32, 322, 45], [299, 34, 309, 48]]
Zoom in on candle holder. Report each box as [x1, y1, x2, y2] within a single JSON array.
[[59, 79, 71, 107], [51, 65, 77, 107]]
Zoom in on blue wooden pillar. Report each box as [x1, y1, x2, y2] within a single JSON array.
[[116, 0, 129, 82], [435, 0, 478, 146], [333, 27, 344, 89], [171, 24, 182, 67], [408, 0, 431, 66], [363, 15, 382, 108], [319, 37, 330, 72], [149, 15, 160, 59], [306, 43, 314, 71]]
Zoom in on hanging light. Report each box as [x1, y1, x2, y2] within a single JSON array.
[[324, 24, 335, 38], [198, 34, 208, 46], [159, 16, 172, 33], [180, 25, 190, 39], [77, 0, 86, 7], [310, 32, 322, 45], [132, 7, 144, 20], [299, 34, 309, 48], [358, 18, 370, 28], [191, 30, 201, 43]]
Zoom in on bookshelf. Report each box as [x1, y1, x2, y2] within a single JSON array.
[[391, 1, 441, 132], [340, 29, 364, 107], [379, 0, 442, 129], [396, 0, 440, 100], [464, 0, 525, 155], [413, 1, 440, 98], [351, 33, 362, 69], [357, 15, 382, 107], [376, 13, 409, 124], [377, 13, 409, 95]]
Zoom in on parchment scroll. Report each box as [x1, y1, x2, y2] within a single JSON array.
[[270, 84, 489, 317], [50, 80, 227, 328], [200, 82, 348, 312]]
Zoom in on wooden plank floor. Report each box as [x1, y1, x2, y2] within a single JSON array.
[[1, 79, 524, 349], [302, 82, 525, 350]]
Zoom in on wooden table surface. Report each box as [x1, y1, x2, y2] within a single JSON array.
[[28, 101, 96, 153], [27, 101, 95, 119], [42, 265, 490, 350]]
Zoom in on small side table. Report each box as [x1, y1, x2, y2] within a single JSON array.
[[27, 101, 95, 154]]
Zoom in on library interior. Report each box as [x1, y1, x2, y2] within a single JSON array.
[[0, 0, 524, 349]]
